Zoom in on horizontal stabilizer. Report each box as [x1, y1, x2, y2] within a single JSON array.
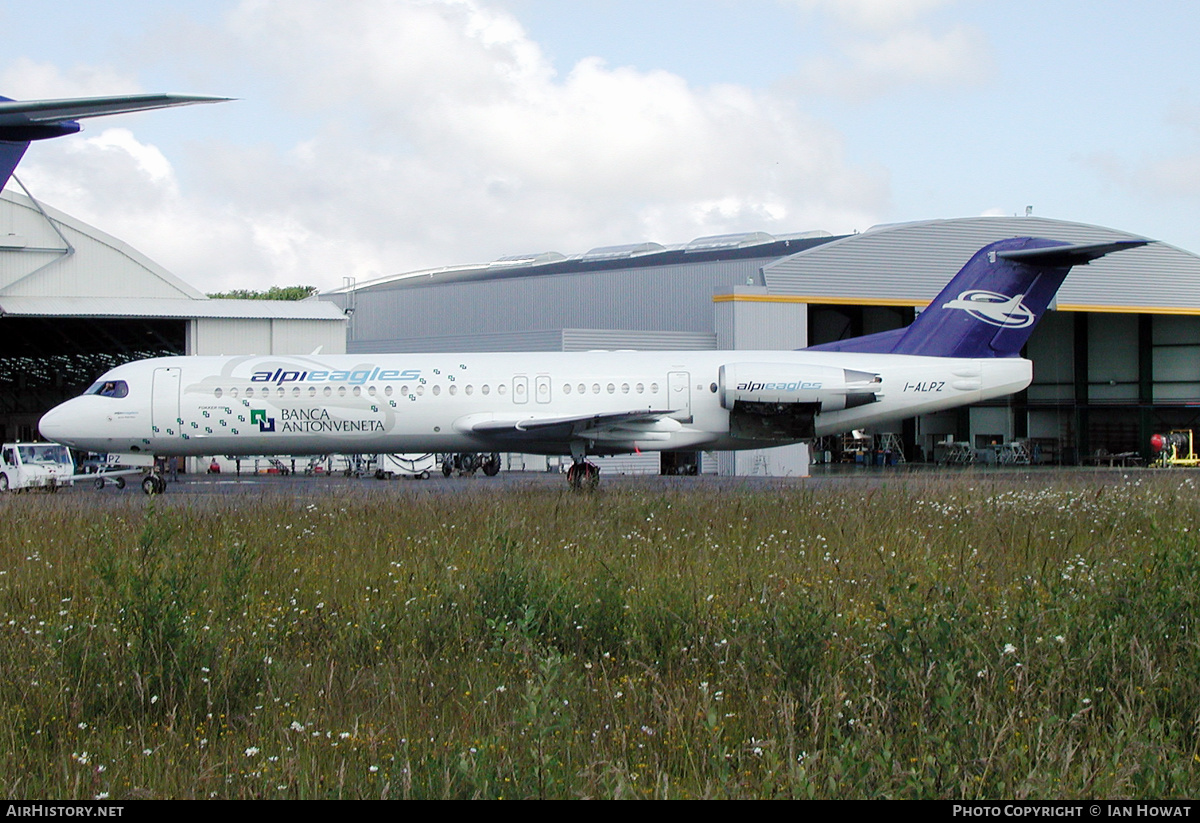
[[0, 94, 232, 128], [996, 239, 1150, 266], [0, 92, 231, 192]]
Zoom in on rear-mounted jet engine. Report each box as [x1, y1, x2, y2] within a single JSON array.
[[719, 363, 882, 441]]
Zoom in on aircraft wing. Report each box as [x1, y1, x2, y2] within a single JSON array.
[[457, 409, 681, 444], [0, 94, 232, 127]]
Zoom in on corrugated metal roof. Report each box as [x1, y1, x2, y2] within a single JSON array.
[[0, 295, 348, 321], [762, 216, 1200, 313], [327, 232, 839, 294]]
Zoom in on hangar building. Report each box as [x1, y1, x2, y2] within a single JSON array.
[[0, 189, 346, 443], [323, 216, 1200, 474]]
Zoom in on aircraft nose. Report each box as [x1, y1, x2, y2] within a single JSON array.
[[39, 401, 78, 446]]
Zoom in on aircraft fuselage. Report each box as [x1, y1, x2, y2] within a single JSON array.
[[38, 350, 1031, 458]]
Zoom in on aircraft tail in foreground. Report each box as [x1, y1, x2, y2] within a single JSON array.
[[0, 93, 231, 191]]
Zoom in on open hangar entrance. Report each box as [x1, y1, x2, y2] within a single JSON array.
[[802, 305, 1200, 466], [0, 315, 186, 443]]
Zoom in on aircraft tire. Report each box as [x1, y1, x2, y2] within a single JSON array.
[[142, 476, 157, 495], [482, 453, 501, 476], [442, 459, 453, 477]]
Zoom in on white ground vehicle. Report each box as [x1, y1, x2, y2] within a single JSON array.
[[0, 443, 75, 491], [375, 453, 436, 479]]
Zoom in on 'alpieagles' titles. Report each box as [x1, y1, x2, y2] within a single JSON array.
[[736, 381, 823, 393], [251, 367, 421, 387]]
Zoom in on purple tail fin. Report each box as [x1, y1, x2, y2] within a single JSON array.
[[0, 140, 29, 192], [808, 237, 1148, 358]]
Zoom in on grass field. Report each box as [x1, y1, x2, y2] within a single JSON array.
[[2, 472, 1198, 799]]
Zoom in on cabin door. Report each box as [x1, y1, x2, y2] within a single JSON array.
[[152, 367, 182, 437]]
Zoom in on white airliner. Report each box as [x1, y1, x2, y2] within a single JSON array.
[[38, 237, 1147, 490]]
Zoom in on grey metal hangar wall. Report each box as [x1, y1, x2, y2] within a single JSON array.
[[324, 217, 1200, 470]]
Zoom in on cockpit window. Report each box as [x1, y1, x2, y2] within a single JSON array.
[[86, 380, 129, 399]]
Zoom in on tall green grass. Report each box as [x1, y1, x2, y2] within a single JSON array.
[[1, 473, 1198, 798]]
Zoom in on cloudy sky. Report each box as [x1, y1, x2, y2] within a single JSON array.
[[1, 0, 1197, 294]]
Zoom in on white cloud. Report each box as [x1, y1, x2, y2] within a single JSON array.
[[0, 58, 143, 99], [10, 0, 892, 291], [789, 0, 955, 32], [795, 28, 991, 100]]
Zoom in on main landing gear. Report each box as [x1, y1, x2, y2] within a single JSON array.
[[440, 452, 502, 477], [141, 473, 166, 495], [566, 442, 599, 491], [566, 460, 599, 491]]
